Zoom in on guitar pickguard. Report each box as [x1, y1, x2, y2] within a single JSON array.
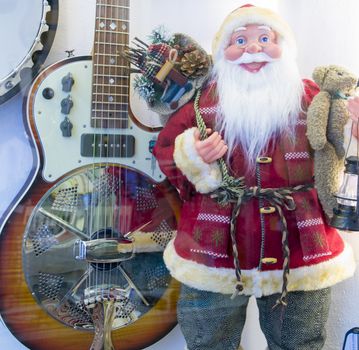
[[29, 56, 164, 183]]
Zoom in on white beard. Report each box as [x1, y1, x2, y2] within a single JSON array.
[[212, 49, 304, 171]]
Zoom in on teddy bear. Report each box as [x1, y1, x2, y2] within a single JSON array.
[[306, 64, 358, 218]]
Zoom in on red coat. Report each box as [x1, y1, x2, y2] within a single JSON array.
[[154, 80, 355, 296]]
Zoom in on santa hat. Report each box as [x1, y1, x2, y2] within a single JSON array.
[[212, 4, 297, 61]]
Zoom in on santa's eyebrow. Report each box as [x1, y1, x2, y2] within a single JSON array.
[[257, 25, 272, 31], [233, 25, 272, 33], [233, 26, 247, 32]]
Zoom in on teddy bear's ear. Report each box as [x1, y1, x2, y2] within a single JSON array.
[[312, 66, 328, 87]]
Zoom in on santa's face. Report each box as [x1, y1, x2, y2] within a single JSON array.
[[224, 24, 282, 73], [213, 24, 303, 170]]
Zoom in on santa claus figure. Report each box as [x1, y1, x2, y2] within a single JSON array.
[[154, 5, 357, 350]]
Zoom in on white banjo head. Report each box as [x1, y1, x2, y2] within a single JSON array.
[[0, 0, 58, 104]]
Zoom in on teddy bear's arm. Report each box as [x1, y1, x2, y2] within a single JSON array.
[[306, 91, 331, 150], [327, 99, 350, 159]]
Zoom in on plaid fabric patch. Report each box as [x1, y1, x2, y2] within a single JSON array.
[[142, 43, 171, 80]]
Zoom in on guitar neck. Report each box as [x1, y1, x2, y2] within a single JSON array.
[[92, 0, 130, 129]]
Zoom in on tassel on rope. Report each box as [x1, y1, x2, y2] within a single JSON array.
[[230, 196, 245, 299], [271, 204, 290, 308]]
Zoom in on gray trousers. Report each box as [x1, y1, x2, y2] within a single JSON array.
[[177, 284, 331, 350]]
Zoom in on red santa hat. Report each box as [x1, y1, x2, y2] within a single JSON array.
[[212, 4, 297, 61]]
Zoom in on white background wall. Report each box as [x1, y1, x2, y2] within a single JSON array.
[[1, 0, 359, 349]]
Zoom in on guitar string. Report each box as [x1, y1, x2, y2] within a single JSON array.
[[101, 0, 109, 301], [116, 0, 124, 303], [90, 0, 98, 300], [107, 0, 117, 302], [114, 0, 124, 302], [114, 0, 125, 303], [94, 0, 103, 301], [88, 0, 99, 299], [114, 0, 128, 308], [100, 0, 107, 301], [124, 0, 131, 305], [122, 0, 129, 305]]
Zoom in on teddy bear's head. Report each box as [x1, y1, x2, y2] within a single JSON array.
[[312, 65, 358, 96]]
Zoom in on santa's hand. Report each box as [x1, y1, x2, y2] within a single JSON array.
[[194, 128, 228, 164], [348, 96, 359, 138]]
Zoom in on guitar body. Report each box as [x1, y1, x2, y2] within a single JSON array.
[[0, 173, 180, 350], [0, 38, 181, 350]]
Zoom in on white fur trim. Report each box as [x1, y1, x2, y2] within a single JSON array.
[[173, 127, 222, 193], [164, 239, 356, 297], [212, 6, 297, 61]]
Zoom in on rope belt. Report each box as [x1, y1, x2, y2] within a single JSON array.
[[194, 89, 314, 307], [212, 184, 313, 308]]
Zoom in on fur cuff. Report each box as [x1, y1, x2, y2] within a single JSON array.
[[164, 239, 356, 297], [174, 127, 222, 193]]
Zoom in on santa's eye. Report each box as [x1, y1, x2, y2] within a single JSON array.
[[259, 34, 270, 45], [235, 36, 247, 46]]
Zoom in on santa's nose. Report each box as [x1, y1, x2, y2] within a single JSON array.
[[245, 42, 262, 54]]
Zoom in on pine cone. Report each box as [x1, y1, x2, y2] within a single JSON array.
[[179, 49, 209, 78]]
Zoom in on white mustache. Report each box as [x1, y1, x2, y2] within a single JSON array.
[[228, 52, 276, 65]]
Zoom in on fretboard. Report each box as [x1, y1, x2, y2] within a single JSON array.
[[91, 0, 130, 129]]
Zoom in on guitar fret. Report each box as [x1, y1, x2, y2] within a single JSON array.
[[92, 83, 128, 87], [95, 42, 126, 46], [94, 73, 129, 78], [92, 115, 128, 118], [91, 102, 128, 112], [93, 63, 128, 67], [94, 53, 127, 60], [96, 4, 129, 8], [92, 83, 128, 89], [95, 29, 128, 35], [93, 92, 128, 96], [93, 101, 127, 105], [92, 89, 128, 95], [96, 17, 129, 22]]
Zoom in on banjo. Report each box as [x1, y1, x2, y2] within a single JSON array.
[[0, 0, 58, 104]]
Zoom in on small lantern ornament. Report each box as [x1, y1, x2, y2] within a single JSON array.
[[331, 156, 359, 231], [342, 327, 359, 350]]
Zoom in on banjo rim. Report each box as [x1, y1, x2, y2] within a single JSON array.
[[0, 0, 59, 105]]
